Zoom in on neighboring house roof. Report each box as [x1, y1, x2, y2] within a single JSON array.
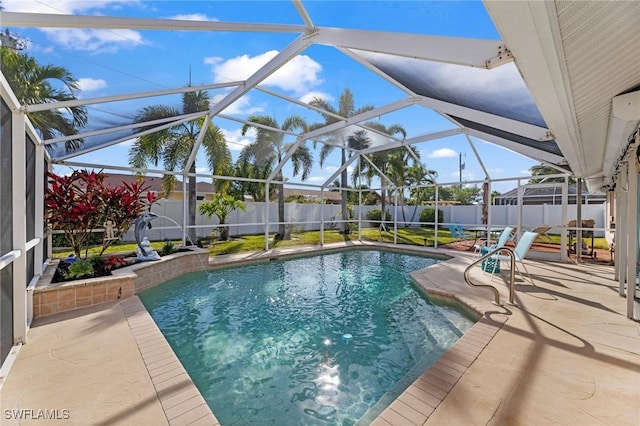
[[102, 173, 342, 203], [494, 184, 606, 205], [283, 188, 341, 203]]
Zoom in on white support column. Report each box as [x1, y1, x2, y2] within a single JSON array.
[[516, 183, 524, 240], [486, 179, 492, 240], [615, 186, 621, 283], [264, 183, 270, 250], [182, 177, 188, 246], [626, 154, 638, 319], [12, 109, 27, 344], [434, 185, 439, 248], [320, 187, 325, 246], [560, 178, 568, 262], [34, 143, 45, 277], [576, 179, 583, 264], [357, 167, 362, 241], [618, 173, 628, 296], [46, 161, 53, 260]]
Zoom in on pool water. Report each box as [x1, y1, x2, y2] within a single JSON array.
[[140, 250, 474, 425]]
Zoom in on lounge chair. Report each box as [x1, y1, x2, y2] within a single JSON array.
[[447, 224, 472, 240], [486, 231, 538, 284], [531, 225, 553, 243], [455, 223, 473, 239], [474, 226, 515, 257]]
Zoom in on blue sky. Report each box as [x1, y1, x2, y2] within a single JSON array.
[[3, 1, 540, 194]]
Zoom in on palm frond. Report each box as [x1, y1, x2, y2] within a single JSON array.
[[289, 142, 313, 181], [203, 124, 231, 175]]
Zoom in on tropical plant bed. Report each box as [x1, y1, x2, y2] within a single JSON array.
[[35, 247, 210, 318], [52, 255, 133, 284], [51, 248, 193, 284]]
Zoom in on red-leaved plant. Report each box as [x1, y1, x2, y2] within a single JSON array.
[[45, 170, 156, 257], [104, 256, 128, 272]]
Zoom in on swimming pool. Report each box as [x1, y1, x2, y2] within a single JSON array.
[[140, 249, 474, 425]]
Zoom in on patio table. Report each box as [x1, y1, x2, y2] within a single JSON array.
[[464, 226, 506, 251]]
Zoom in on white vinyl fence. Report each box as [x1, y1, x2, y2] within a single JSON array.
[[120, 200, 607, 242]]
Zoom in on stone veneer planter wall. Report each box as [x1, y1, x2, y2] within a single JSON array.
[[33, 248, 210, 318]]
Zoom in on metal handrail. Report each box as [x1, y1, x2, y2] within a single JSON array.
[[463, 247, 517, 306]]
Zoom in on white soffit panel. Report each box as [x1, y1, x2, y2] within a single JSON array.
[[485, 0, 640, 189], [556, 1, 640, 183]]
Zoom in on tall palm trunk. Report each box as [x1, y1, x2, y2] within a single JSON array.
[[409, 198, 419, 224], [188, 163, 197, 244], [277, 171, 287, 239], [399, 190, 408, 227], [340, 148, 349, 234]]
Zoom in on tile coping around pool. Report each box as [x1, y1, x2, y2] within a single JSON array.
[[120, 296, 221, 426], [117, 241, 506, 426]]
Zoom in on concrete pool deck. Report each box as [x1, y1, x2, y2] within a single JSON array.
[[1, 242, 638, 425]]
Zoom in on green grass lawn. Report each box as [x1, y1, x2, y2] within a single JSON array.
[[52, 227, 610, 258], [534, 233, 610, 250]]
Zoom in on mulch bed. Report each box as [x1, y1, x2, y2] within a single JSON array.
[[440, 239, 613, 265]]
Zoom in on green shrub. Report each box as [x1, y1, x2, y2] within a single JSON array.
[[367, 209, 391, 222], [419, 208, 443, 227], [161, 240, 175, 256], [68, 258, 95, 279]]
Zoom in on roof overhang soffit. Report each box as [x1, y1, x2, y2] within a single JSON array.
[[483, 1, 585, 175], [464, 127, 565, 165], [603, 90, 640, 185]]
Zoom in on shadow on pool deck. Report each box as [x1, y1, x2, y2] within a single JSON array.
[[1, 241, 638, 425]]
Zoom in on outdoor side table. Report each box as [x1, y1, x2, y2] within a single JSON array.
[[481, 246, 500, 273]]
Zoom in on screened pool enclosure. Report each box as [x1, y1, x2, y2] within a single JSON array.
[[1, 1, 639, 371]]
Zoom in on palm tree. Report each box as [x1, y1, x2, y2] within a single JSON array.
[[129, 90, 230, 243], [198, 194, 247, 241], [0, 48, 87, 151], [228, 160, 275, 202], [240, 115, 312, 240], [355, 123, 406, 226], [309, 89, 374, 233], [385, 146, 425, 226], [406, 165, 438, 223]]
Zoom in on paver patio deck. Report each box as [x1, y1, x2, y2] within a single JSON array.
[[1, 242, 638, 425]]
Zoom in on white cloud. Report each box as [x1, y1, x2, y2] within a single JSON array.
[[428, 148, 457, 158], [325, 165, 354, 175], [77, 78, 107, 92], [0, 0, 139, 14], [195, 167, 208, 174], [450, 170, 477, 182], [206, 51, 323, 96], [308, 176, 326, 182], [299, 91, 334, 105], [41, 28, 145, 52], [1, 1, 145, 52], [212, 93, 263, 115], [221, 128, 253, 151], [170, 14, 218, 22]]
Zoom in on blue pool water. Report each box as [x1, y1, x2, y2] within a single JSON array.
[[140, 249, 474, 425]]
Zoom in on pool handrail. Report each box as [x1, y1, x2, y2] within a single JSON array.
[[463, 247, 517, 306]]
